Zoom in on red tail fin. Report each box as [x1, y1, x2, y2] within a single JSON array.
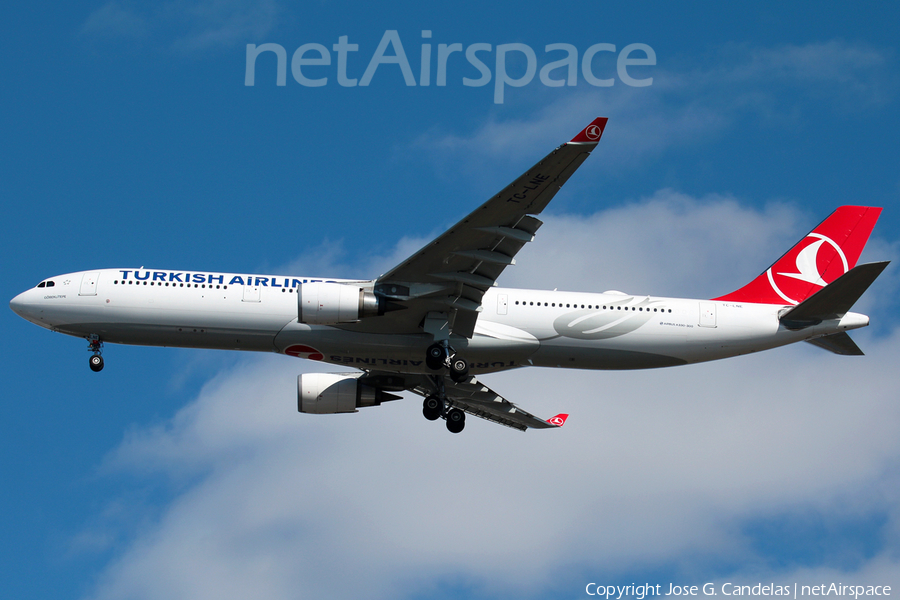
[[715, 206, 882, 305]]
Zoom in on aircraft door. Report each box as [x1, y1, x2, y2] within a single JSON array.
[[79, 271, 99, 296], [699, 302, 716, 328], [497, 293, 508, 315], [243, 283, 261, 302]]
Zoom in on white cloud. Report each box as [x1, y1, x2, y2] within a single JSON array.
[[81, 0, 280, 51], [82, 197, 900, 600], [715, 40, 890, 104], [172, 0, 280, 51], [500, 190, 804, 299], [81, 2, 149, 39], [417, 41, 892, 177]]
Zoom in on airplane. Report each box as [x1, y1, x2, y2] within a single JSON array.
[[9, 117, 890, 434]]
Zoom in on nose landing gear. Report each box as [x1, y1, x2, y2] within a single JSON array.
[[87, 336, 104, 372]]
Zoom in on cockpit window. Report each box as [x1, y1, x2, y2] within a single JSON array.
[[36, 281, 54, 288], [37, 282, 45, 288], [47, 281, 55, 287]]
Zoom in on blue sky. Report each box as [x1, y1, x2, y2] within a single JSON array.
[[3, 2, 900, 599]]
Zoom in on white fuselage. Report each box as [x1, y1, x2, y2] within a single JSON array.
[[10, 268, 870, 374]]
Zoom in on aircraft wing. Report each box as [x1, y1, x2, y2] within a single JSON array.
[[379, 371, 568, 432], [354, 117, 608, 338]]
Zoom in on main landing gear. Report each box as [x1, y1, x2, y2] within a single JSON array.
[[421, 369, 467, 434], [425, 341, 469, 382], [87, 336, 104, 372], [421, 336, 469, 433], [422, 394, 467, 434]]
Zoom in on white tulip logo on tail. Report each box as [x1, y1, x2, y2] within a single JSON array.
[[767, 233, 848, 305], [547, 414, 568, 427], [585, 124, 603, 140]]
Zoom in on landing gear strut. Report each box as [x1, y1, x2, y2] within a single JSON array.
[[87, 336, 104, 372], [425, 341, 469, 383]]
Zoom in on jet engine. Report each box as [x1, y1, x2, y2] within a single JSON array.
[[298, 372, 401, 414], [298, 282, 382, 325]]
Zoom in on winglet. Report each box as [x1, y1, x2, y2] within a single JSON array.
[[546, 413, 569, 427], [569, 117, 608, 144]]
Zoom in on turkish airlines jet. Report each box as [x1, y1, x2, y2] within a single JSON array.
[[10, 118, 889, 433]]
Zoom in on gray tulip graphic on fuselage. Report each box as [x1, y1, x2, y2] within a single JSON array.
[[552, 297, 661, 340]]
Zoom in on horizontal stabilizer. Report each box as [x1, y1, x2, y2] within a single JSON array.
[[805, 332, 864, 355], [780, 261, 889, 329]]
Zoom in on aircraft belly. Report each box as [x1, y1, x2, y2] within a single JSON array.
[[60, 321, 280, 351], [274, 319, 537, 374], [530, 331, 688, 369], [54, 302, 292, 352]]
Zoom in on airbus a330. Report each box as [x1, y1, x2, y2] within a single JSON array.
[[10, 118, 889, 433]]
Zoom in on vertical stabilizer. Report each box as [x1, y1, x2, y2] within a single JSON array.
[[714, 206, 882, 305]]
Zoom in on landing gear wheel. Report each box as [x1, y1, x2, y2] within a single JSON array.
[[426, 343, 445, 371], [446, 408, 465, 433], [449, 357, 469, 382], [422, 396, 442, 421], [87, 336, 104, 372]]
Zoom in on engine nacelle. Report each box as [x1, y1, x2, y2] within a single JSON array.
[[298, 282, 381, 325], [298, 373, 400, 414]]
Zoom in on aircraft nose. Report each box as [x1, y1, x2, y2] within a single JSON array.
[[10, 289, 42, 325], [9, 291, 27, 318]]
